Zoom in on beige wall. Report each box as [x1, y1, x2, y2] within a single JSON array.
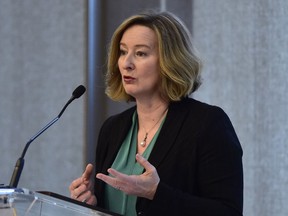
[[0, 0, 86, 195], [0, 0, 287, 215], [192, 1, 288, 215]]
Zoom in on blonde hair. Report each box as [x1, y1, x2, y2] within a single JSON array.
[[105, 11, 202, 102]]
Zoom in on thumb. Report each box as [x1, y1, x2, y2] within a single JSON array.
[[82, 163, 93, 182], [135, 154, 154, 171]]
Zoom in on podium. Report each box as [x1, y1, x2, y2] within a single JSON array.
[[0, 188, 120, 216]]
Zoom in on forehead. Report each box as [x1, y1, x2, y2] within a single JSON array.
[[120, 25, 158, 47]]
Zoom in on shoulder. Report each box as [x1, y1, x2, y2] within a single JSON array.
[[180, 98, 242, 152], [169, 97, 239, 140], [170, 97, 228, 122]]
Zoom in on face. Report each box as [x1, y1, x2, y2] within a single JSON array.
[[118, 25, 161, 100]]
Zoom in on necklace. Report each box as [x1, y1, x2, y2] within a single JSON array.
[[139, 108, 168, 147]]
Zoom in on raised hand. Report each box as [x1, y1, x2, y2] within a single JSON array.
[[69, 163, 97, 205], [96, 154, 160, 200]]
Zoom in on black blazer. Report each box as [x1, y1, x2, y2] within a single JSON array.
[[94, 98, 243, 216]]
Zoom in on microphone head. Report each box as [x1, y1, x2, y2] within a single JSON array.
[[72, 85, 86, 99]]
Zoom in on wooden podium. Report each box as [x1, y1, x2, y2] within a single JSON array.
[[0, 188, 120, 216]]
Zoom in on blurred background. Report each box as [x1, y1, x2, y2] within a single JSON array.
[[0, 0, 287, 215]]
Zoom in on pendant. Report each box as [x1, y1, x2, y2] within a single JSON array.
[[140, 133, 148, 147], [140, 140, 146, 147]]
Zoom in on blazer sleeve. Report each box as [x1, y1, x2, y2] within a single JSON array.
[[137, 106, 243, 216]]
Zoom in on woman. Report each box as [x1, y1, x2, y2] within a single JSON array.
[[69, 11, 243, 216]]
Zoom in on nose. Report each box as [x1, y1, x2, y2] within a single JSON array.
[[120, 53, 135, 71]]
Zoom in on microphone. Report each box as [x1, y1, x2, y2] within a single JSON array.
[[9, 85, 86, 188]]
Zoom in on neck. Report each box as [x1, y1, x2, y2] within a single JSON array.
[[137, 100, 169, 137], [136, 94, 168, 111], [137, 101, 169, 148], [137, 100, 169, 121]]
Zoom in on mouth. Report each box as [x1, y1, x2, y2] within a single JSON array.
[[123, 75, 136, 82]]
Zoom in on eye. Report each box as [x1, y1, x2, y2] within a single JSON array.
[[119, 49, 127, 56], [136, 51, 147, 57]]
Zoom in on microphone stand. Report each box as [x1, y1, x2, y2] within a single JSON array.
[[9, 116, 59, 188], [9, 85, 85, 188]]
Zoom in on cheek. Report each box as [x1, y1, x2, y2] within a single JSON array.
[[146, 71, 161, 88], [117, 59, 122, 72], [145, 63, 160, 80], [117, 64, 124, 76]]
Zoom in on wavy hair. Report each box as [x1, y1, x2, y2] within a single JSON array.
[[105, 11, 202, 102]]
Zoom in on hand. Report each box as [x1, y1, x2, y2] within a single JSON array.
[[96, 154, 160, 200], [69, 163, 97, 205]]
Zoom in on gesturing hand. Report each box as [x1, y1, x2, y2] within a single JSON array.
[[69, 163, 97, 205], [96, 154, 160, 200]]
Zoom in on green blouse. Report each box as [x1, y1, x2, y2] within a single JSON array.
[[104, 111, 165, 216]]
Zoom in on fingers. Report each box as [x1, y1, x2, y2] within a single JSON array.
[[69, 177, 83, 193], [69, 180, 97, 205], [135, 154, 155, 172], [85, 194, 97, 205], [96, 155, 159, 199], [96, 169, 124, 190], [107, 168, 127, 179], [70, 181, 88, 199], [96, 154, 160, 200], [82, 163, 93, 182], [73, 188, 97, 205], [75, 189, 91, 202], [69, 164, 94, 201], [96, 154, 153, 187], [75, 186, 90, 200], [70, 164, 94, 190]]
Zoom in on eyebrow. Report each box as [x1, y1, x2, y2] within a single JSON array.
[[119, 42, 152, 49]]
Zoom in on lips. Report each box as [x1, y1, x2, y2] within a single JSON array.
[[123, 75, 136, 83]]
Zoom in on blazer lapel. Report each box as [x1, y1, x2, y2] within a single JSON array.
[[148, 100, 190, 168]]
